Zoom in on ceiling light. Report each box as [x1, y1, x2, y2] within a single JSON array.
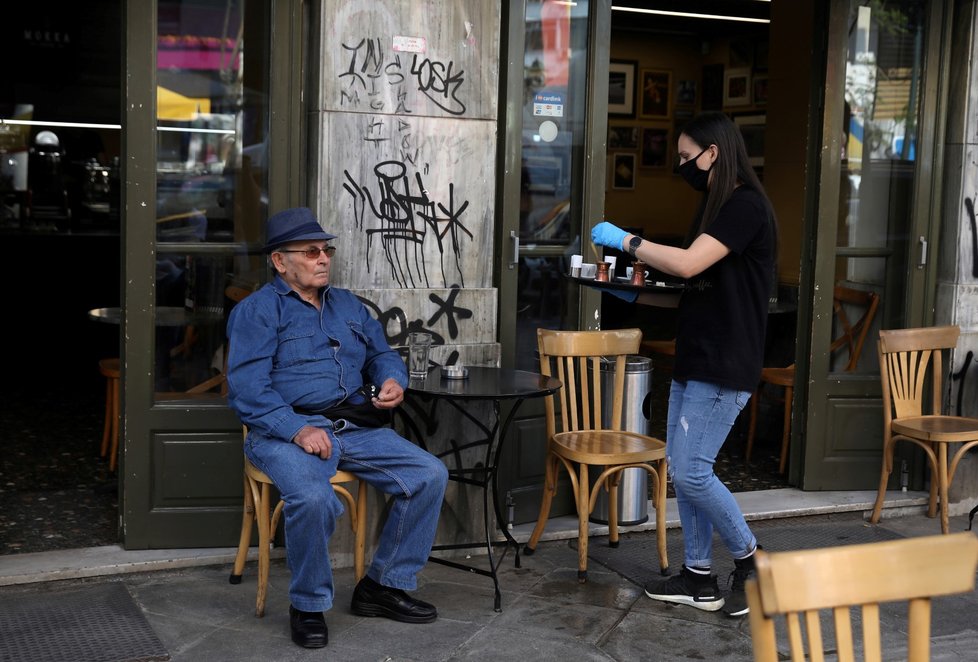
[[612, 6, 770, 24]]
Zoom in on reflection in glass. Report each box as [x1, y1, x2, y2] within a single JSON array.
[[837, 0, 925, 331], [155, 0, 268, 398], [515, 0, 589, 371]]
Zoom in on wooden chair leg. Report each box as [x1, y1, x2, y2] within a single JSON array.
[[778, 385, 793, 473], [100, 375, 112, 457], [525, 453, 559, 553], [576, 463, 589, 583], [255, 481, 272, 618], [655, 459, 669, 574], [927, 444, 940, 519], [354, 478, 367, 581], [870, 446, 893, 525], [229, 474, 255, 584], [107, 376, 120, 472], [938, 444, 950, 534], [607, 471, 620, 549]]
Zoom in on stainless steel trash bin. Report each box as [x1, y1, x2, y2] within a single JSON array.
[[589, 354, 653, 526]]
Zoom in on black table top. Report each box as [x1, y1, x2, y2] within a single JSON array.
[[407, 366, 561, 400], [88, 306, 223, 326]]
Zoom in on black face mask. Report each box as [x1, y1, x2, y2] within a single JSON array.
[[676, 147, 711, 191]]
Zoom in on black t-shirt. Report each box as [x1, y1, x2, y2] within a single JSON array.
[[673, 186, 775, 392]]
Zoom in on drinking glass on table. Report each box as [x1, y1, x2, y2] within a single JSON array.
[[407, 332, 432, 378]]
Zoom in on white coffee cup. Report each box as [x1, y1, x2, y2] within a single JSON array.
[[580, 263, 597, 279]]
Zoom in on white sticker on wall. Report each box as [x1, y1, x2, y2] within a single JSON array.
[[393, 35, 427, 53]]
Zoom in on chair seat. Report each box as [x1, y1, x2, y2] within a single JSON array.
[[552, 430, 666, 465], [758, 365, 795, 387], [892, 415, 978, 442]]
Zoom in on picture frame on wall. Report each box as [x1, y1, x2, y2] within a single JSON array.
[[702, 63, 724, 111], [640, 128, 669, 169], [723, 68, 751, 107], [753, 74, 769, 105], [608, 60, 637, 118], [734, 114, 766, 167], [612, 153, 636, 190], [608, 125, 640, 150], [639, 69, 672, 119], [676, 79, 697, 106]]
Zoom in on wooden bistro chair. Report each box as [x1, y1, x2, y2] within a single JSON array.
[[229, 426, 368, 617], [746, 285, 880, 473], [870, 325, 978, 534], [98, 357, 121, 472], [523, 328, 668, 582], [745, 532, 978, 662]]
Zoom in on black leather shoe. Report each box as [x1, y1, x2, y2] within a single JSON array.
[[350, 576, 437, 623], [289, 605, 327, 648]]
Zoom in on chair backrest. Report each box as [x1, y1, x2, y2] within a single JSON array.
[[830, 285, 881, 372], [878, 325, 960, 420], [537, 328, 642, 440], [746, 532, 978, 662]]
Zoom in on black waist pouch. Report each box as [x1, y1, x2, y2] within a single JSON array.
[[299, 401, 391, 429]]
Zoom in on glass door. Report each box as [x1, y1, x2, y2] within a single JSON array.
[[498, 0, 609, 524], [800, 0, 945, 488], [123, 0, 300, 548]]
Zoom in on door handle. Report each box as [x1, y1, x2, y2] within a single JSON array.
[[918, 236, 927, 268], [510, 230, 520, 269]]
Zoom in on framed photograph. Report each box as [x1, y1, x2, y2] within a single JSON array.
[[639, 69, 672, 119], [676, 79, 697, 106], [734, 114, 766, 167], [608, 60, 637, 118], [640, 128, 669, 169], [612, 153, 636, 190], [702, 63, 724, 111], [608, 125, 640, 150], [724, 68, 751, 107], [753, 74, 769, 105]]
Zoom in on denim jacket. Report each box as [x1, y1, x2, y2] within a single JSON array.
[[226, 275, 407, 444]]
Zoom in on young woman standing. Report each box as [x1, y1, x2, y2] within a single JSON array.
[[591, 111, 778, 617]]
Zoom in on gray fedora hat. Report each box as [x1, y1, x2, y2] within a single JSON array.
[[263, 207, 336, 253]]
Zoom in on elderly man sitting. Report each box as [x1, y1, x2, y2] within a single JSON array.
[[226, 207, 448, 649]]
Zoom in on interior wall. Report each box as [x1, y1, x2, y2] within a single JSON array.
[[607, 1, 814, 286]]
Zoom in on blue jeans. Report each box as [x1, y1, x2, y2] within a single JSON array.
[[245, 423, 448, 612], [667, 380, 757, 569]]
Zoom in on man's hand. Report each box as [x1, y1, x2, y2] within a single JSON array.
[[372, 377, 404, 409], [292, 425, 333, 459], [591, 221, 627, 251]]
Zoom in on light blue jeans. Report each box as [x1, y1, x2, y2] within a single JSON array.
[[667, 379, 757, 569], [245, 423, 448, 612]]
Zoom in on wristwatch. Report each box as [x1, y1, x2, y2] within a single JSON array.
[[626, 235, 643, 257]]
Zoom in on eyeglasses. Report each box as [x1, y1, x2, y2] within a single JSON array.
[[278, 246, 336, 259]]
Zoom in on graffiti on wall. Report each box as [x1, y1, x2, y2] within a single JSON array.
[[357, 285, 471, 352], [339, 38, 467, 116], [965, 198, 978, 279], [951, 350, 975, 418], [343, 116, 473, 289]]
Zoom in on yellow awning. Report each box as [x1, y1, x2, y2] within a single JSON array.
[[157, 86, 211, 121]]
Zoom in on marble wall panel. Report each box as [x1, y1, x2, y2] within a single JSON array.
[[349, 287, 499, 371], [318, 112, 496, 291], [316, 0, 499, 120]]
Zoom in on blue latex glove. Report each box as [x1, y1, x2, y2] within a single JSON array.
[[591, 222, 628, 251]]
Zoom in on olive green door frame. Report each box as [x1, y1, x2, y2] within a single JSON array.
[[121, 0, 305, 548], [795, 0, 949, 489], [495, 0, 609, 525]]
